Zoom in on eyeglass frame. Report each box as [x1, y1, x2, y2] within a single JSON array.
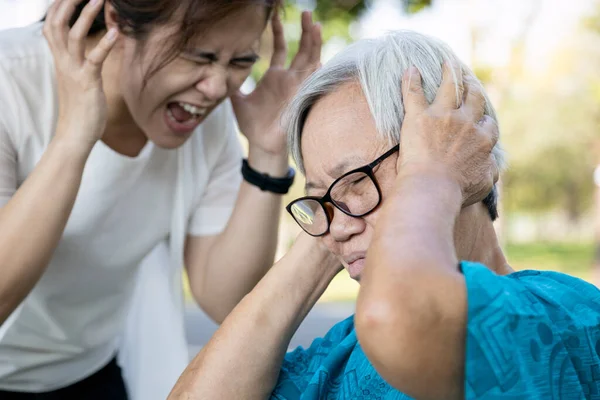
[[286, 144, 400, 237]]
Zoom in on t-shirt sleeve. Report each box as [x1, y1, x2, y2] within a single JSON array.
[[0, 122, 17, 208], [187, 120, 243, 237], [461, 261, 600, 399], [270, 317, 355, 400]]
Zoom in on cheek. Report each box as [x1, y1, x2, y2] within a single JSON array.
[[320, 235, 341, 257], [362, 213, 379, 237]]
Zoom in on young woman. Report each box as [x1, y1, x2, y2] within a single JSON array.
[[0, 0, 321, 398]]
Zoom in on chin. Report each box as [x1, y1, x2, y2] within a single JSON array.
[[147, 130, 193, 149]]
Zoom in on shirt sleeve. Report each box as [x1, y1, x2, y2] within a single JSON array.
[[0, 89, 17, 208], [461, 261, 600, 399], [187, 118, 243, 237], [270, 316, 355, 400]]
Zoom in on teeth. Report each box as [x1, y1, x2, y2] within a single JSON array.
[[179, 102, 206, 117]]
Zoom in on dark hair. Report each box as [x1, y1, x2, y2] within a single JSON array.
[[483, 186, 499, 221], [54, 0, 280, 80]]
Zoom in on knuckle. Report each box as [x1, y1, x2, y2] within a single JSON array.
[[68, 29, 82, 42]]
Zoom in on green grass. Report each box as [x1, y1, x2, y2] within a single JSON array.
[[505, 242, 595, 281], [183, 242, 598, 304]]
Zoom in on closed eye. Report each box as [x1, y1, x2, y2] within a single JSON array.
[[352, 176, 367, 185], [230, 55, 259, 69]]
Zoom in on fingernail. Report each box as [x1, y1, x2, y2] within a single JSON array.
[[91, 0, 101, 6], [408, 66, 418, 77]]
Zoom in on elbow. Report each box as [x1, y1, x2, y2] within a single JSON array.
[[355, 284, 430, 391], [190, 287, 229, 325], [356, 292, 407, 368]]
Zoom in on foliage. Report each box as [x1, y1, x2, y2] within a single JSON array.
[[251, 0, 432, 80], [499, 2, 600, 218]]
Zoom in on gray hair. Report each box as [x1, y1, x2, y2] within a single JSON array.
[[284, 30, 505, 175]]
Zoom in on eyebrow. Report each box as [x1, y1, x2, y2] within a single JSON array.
[[304, 157, 364, 192], [185, 50, 259, 63]]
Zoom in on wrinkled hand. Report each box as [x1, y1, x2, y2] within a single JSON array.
[[398, 63, 499, 207], [44, 0, 118, 149], [231, 11, 322, 157], [291, 232, 343, 276]]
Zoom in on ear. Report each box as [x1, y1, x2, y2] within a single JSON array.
[[104, 1, 120, 32]]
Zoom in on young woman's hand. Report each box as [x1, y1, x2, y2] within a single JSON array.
[[231, 11, 321, 167], [43, 0, 118, 150]]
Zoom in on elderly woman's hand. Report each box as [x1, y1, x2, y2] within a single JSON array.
[[397, 62, 499, 207]]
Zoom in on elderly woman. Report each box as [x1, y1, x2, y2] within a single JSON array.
[[170, 30, 600, 400]]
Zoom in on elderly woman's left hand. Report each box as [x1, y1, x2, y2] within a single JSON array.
[[398, 63, 500, 207], [231, 11, 321, 172]]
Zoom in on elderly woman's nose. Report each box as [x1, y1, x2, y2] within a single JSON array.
[[328, 208, 365, 242]]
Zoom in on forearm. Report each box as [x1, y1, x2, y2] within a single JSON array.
[[371, 165, 461, 273], [192, 151, 288, 320], [170, 236, 340, 400], [356, 165, 466, 399], [0, 136, 91, 323]]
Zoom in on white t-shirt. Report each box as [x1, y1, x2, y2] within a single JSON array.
[[0, 23, 242, 392]]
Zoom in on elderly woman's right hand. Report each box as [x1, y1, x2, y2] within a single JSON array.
[[43, 0, 118, 150], [397, 62, 499, 207], [290, 232, 342, 276]]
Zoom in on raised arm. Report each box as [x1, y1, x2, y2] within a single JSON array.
[[355, 64, 499, 400], [170, 234, 340, 399], [0, 0, 117, 323], [184, 11, 323, 323]]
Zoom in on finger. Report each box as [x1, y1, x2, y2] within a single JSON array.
[[290, 11, 314, 70], [479, 115, 500, 150], [68, 0, 105, 62], [432, 61, 463, 109], [43, 0, 62, 47], [308, 23, 322, 67], [84, 27, 118, 74], [52, 0, 86, 52], [402, 66, 428, 114], [270, 11, 287, 68], [462, 75, 487, 121]]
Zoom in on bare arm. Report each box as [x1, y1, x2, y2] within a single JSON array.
[[184, 152, 286, 323], [170, 234, 340, 400], [0, 139, 92, 323], [355, 64, 499, 400], [0, 0, 117, 324]]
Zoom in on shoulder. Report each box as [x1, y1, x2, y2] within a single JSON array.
[[0, 23, 53, 79], [283, 315, 356, 368], [462, 262, 600, 398], [0, 23, 56, 138], [462, 261, 600, 318]]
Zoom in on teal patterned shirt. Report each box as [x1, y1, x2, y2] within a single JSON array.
[[271, 261, 600, 399]]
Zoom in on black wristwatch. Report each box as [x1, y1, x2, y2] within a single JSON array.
[[241, 159, 295, 194]]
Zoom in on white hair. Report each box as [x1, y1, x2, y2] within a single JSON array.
[[284, 30, 506, 174]]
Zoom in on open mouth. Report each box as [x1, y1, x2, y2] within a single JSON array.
[[164, 102, 208, 134]]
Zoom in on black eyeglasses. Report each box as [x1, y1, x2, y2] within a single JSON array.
[[286, 145, 399, 237]]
